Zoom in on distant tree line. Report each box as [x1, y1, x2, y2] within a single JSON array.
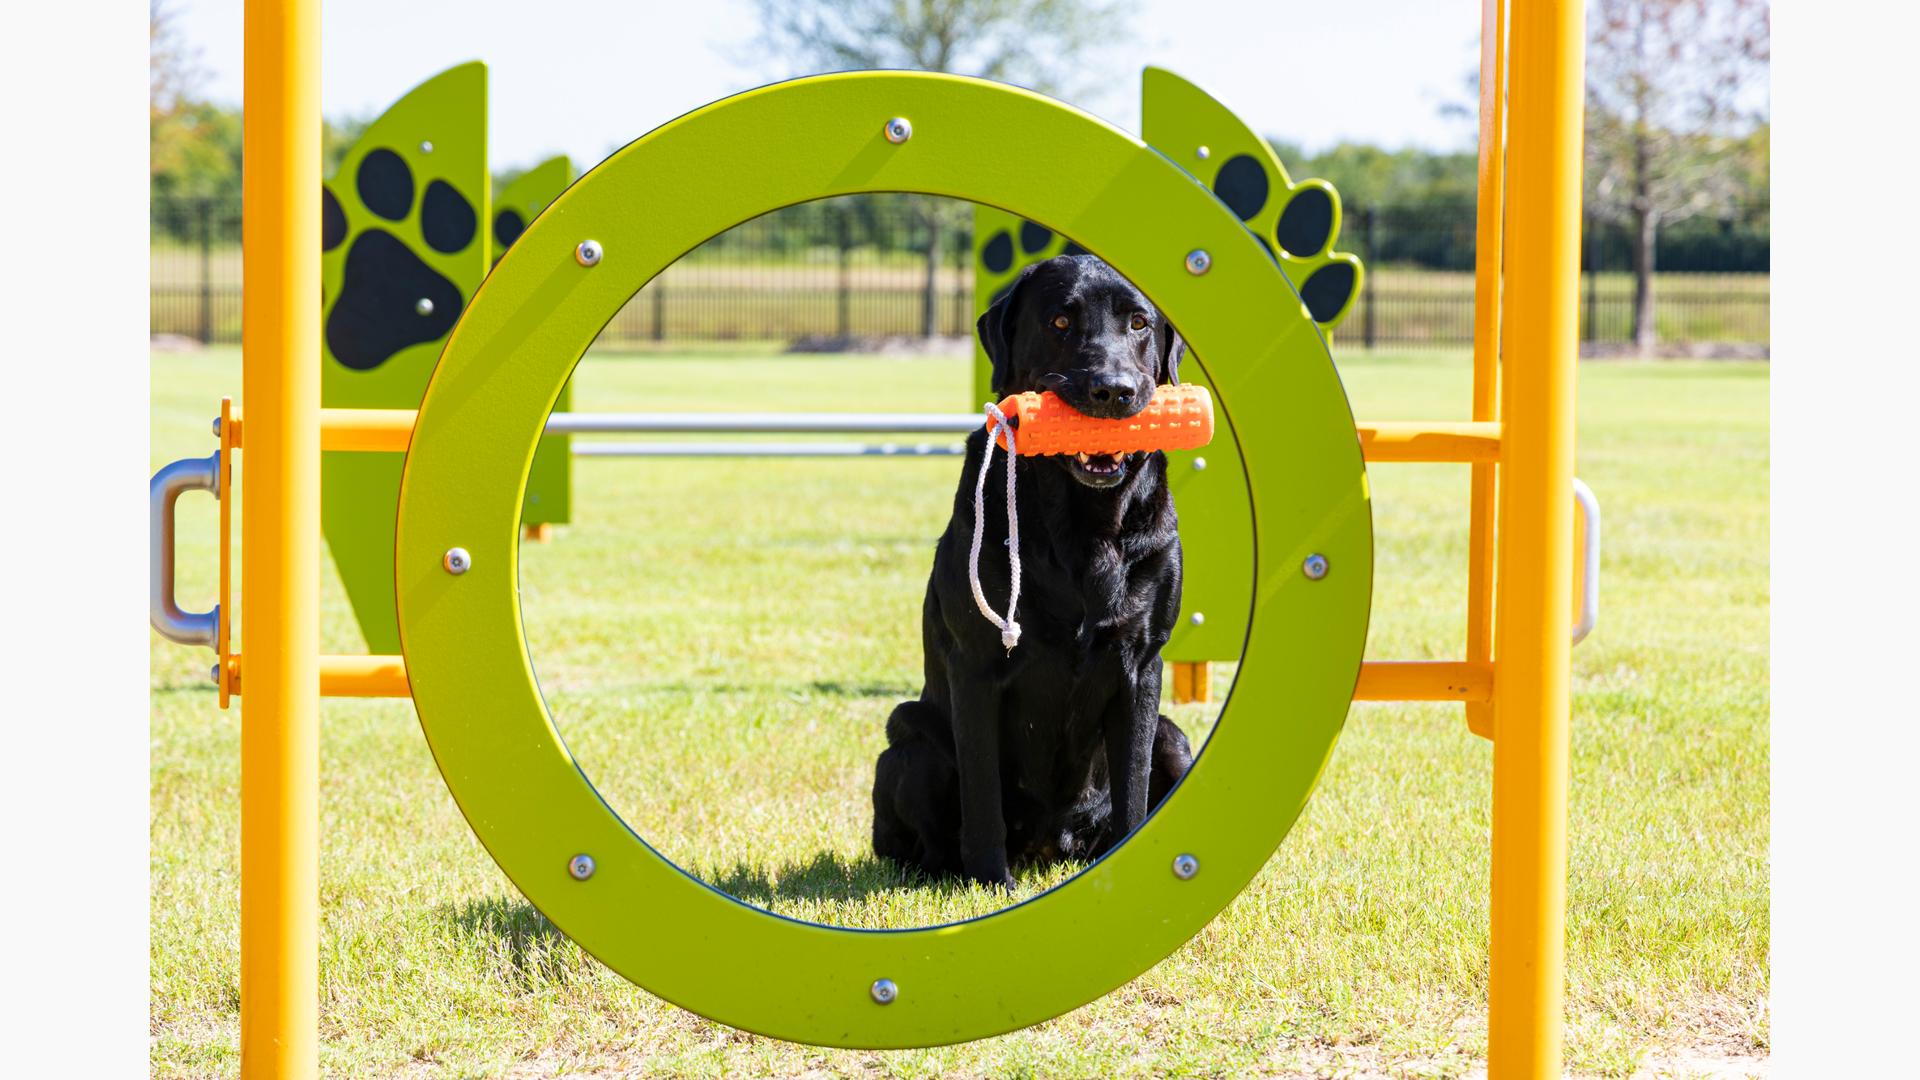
[[151, 3, 368, 214], [153, 0, 1769, 287]]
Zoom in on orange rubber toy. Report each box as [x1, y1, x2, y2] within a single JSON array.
[[988, 384, 1214, 456]]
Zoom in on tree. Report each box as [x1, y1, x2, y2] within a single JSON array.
[[323, 114, 375, 177], [1585, 0, 1769, 353], [152, 0, 370, 211], [150, 1, 199, 117], [151, 0, 232, 201], [1271, 141, 1478, 208], [747, 0, 1129, 99], [743, 0, 1133, 336]]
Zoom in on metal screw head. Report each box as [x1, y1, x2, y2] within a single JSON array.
[[1196, 145, 1211, 160], [1184, 249, 1212, 275], [1172, 853, 1199, 880], [415, 297, 435, 317], [210, 663, 222, 685], [1302, 553, 1330, 580], [567, 853, 596, 881], [419, 140, 434, 154], [211, 416, 223, 437], [870, 978, 899, 1004], [883, 117, 913, 144], [1191, 456, 1207, 471], [442, 547, 472, 575], [575, 239, 603, 267], [1189, 612, 1205, 626]]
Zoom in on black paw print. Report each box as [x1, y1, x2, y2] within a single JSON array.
[[492, 206, 527, 254], [977, 215, 1088, 314], [980, 219, 1087, 278], [321, 147, 475, 371], [974, 153, 1361, 333], [1206, 152, 1361, 327]]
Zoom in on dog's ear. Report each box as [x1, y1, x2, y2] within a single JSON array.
[[978, 264, 1036, 396], [1156, 317, 1186, 386]]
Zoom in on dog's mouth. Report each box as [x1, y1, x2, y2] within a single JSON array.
[[1064, 451, 1130, 488]]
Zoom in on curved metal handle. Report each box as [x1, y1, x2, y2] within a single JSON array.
[[1572, 478, 1600, 645], [151, 452, 220, 647]]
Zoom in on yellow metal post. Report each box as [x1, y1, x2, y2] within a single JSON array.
[[1488, 0, 1582, 1074], [241, 0, 321, 1074], [1170, 661, 1211, 704], [1465, 0, 1508, 741]]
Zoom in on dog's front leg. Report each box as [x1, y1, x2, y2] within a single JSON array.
[[949, 670, 1013, 888], [1102, 658, 1160, 844]]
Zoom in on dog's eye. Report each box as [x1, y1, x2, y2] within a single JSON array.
[[1051, 315, 1071, 331], [1130, 314, 1149, 331]]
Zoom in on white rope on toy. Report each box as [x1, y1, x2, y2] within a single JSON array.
[[968, 402, 1022, 653]]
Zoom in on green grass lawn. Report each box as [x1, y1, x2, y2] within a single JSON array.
[[151, 345, 1768, 1078]]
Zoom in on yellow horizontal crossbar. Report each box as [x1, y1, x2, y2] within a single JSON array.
[[230, 653, 1484, 704], [298, 409, 1503, 463], [1354, 660, 1493, 702], [227, 654, 412, 698], [1356, 421, 1503, 463], [318, 409, 417, 453], [228, 411, 417, 453]]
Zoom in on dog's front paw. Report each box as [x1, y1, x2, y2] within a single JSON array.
[[972, 871, 1017, 893], [962, 852, 1015, 892]]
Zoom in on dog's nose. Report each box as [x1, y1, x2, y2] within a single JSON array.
[[1088, 377, 1136, 410]]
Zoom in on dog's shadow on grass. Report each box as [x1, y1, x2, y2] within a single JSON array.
[[553, 678, 914, 702], [805, 679, 916, 700], [707, 851, 1079, 917], [439, 854, 927, 966], [704, 850, 916, 908]]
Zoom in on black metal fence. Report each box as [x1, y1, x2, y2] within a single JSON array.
[[151, 195, 1769, 348], [152, 198, 244, 345]]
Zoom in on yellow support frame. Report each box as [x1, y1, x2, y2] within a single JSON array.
[[1467, 0, 1512, 742], [1488, 0, 1583, 1074], [239, 0, 321, 1076], [226, 655, 1490, 706], [220, 0, 1581, 1067]]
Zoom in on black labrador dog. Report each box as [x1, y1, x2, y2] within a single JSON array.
[[871, 255, 1194, 888]]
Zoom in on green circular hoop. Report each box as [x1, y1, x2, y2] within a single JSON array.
[[395, 71, 1372, 1049]]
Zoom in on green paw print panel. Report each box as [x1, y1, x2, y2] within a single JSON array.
[[320, 62, 489, 653], [1141, 66, 1363, 330], [969, 67, 1365, 664], [493, 156, 577, 529]]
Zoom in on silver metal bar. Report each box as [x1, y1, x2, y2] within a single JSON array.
[[546, 411, 982, 435], [573, 440, 966, 458], [150, 451, 220, 648], [1572, 477, 1601, 645]]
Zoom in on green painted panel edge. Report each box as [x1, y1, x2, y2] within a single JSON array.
[[496, 156, 578, 527], [321, 62, 489, 652]]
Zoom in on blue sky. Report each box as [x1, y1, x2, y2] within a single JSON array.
[[173, 0, 1483, 172]]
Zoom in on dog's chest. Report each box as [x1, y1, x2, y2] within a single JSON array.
[[1019, 536, 1154, 643]]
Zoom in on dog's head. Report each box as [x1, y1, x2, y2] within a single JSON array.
[[977, 254, 1185, 489]]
